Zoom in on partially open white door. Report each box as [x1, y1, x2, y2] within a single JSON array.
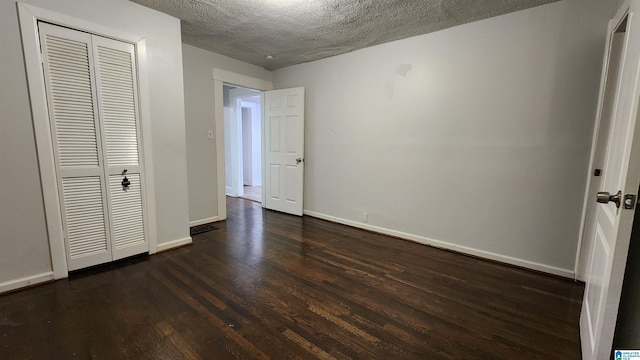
[[263, 87, 305, 216], [580, 2, 640, 359]]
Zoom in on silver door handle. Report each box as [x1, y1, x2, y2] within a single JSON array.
[[597, 191, 622, 208]]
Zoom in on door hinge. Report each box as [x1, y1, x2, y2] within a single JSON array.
[[624, 194, 637, 210]]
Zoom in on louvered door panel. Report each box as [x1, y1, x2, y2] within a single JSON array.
[[93, 35, 149, 260], [95, 44, 140, 166], [43, 34, 99, 168], [39, 23, 112, 270], [62, 177, 109, 258], [108, 174, 145, 252]]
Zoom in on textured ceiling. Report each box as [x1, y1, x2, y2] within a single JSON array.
[[131, 0, 559, 70]]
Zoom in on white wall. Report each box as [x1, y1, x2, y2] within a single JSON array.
[[249, 97, 262, 186], [242, 107, 253, 185], [182, 44, 271, 224], [1, 0, 190, 287], [1, 1, 51, 284], [240, 97, 262, 186], [273, 0, 616, 275]]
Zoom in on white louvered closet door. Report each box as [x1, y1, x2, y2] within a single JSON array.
[[39, 23, 112, 270], [92, 36, 148, 261], [39, 23, 148, 270]]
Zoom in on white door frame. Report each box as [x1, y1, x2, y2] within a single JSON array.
[[18, 3, 158, 279], [212, 69, 273, 220]]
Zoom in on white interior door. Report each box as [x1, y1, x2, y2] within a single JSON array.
[[40, 23, 112, 271], [39, 22, 148, 270], [92, 35, 148, 261], [580, 3, 640, 359], [577, 30, 626, 280], [263, 87, 305, 216]]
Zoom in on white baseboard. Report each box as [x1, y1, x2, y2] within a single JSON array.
[[0, 271, 55, 294], [189, 216, 220, 227], [303, 210, 575, 278], [156, 236, 193, 253]]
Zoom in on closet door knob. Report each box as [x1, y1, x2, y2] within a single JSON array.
[[596, 191, 621, 208]]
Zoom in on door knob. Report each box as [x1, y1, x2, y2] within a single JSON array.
[[296, 158, 303, 165], [597, 190, 622, 208]]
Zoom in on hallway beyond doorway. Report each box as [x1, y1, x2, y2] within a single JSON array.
[[240, 185, 261, 203]]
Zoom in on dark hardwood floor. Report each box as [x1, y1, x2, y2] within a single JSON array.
[[0, 197, 584, 359]]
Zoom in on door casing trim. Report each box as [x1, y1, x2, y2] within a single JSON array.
[[212, 68, 273, 221]]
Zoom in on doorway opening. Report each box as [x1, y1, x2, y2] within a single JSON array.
[[223, 84, 263, 204]]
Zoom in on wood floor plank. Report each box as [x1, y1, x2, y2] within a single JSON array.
[[0, 197, 584, 359], [282, 329, 338, 360]]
